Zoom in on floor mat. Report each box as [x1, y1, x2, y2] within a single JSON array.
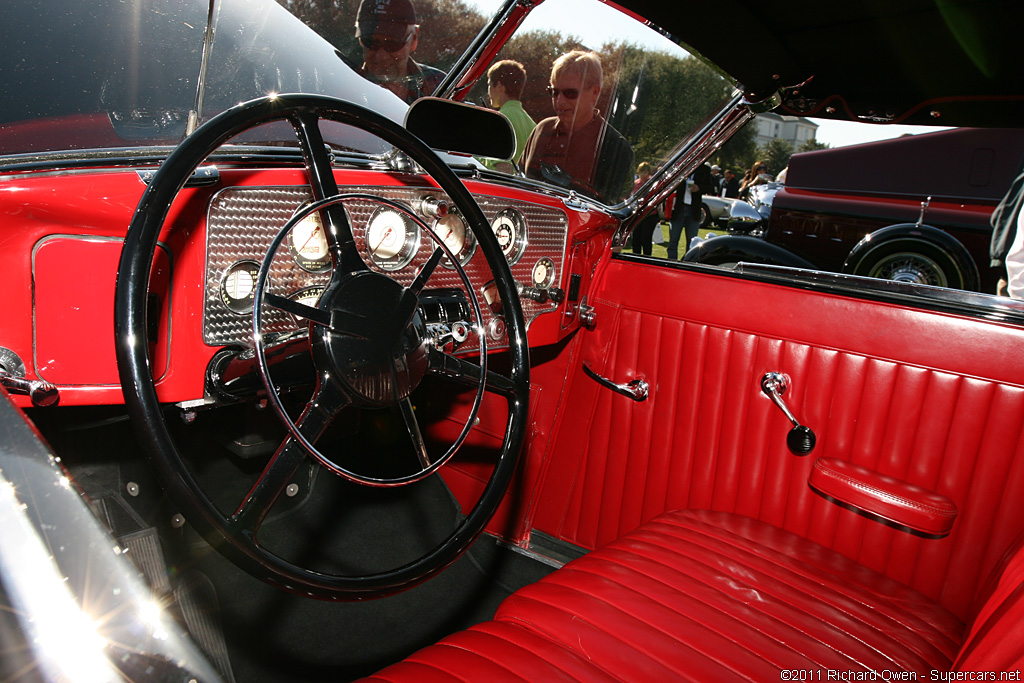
[[189, 472, 552, 682]]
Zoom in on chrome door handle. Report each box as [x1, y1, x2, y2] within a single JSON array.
[[583, 363, 648, 402], [760, 372, 815, 455]]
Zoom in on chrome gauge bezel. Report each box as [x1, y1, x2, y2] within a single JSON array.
[[531, 257, 556, 289], [435, 210, 477, 268], [490, 208, 528, 264], [365, 206, 420, 271], [287, 209, 332, 272], [220, 260, 262, 314]]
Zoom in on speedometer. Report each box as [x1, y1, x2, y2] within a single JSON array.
[[435, 211, 476, 267], [288, 211, 331, 272], [366, 208, 419, 271], [490, 208, 527, 263]]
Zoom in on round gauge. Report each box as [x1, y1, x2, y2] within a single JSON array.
[[288, 286, 326, 326], [221, 260, 261, 314], [531, 257, 555, 289], [490, 208, 527, 263], [288, 211, 331, 272], [435, 212, 476, 267], [366, 208, 419, 271]]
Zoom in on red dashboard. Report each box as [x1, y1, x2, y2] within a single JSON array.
[[1, 166, 616, 409]]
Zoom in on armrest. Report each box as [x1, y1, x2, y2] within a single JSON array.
[[809, 457, 957, 537]]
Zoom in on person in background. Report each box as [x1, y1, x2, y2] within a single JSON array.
[[355, 0, 444, 104], [991, 157, 1024, 296], [739, 160, 772, 195], [721, 168, 739, 198], [631, 162, 659, 256], [666, 162, 712, 260], [709, 164, 724, 195], [521, 50, 633, 203], [1002, 204, 1024, 298], [483, 60, 536, 172]]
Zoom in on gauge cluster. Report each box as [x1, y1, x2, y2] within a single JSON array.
[[203, 185, 569, 349]]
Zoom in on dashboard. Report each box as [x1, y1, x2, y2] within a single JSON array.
[[204, 184, 570, 352]]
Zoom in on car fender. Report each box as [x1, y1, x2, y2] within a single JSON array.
[[843, 223, 980, 290], [683, 234, 817, 269]]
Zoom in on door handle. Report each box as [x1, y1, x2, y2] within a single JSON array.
[[583, 363, 648, 402], [761, 372, 815, 455]]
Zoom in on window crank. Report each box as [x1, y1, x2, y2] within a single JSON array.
[[760, 372, 815, 455]]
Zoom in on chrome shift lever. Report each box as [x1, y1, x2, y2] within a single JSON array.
[[760, 372, 815, 455]]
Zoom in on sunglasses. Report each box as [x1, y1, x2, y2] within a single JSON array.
[[546, 86, 580, 100], [360, 29, 414, 53]]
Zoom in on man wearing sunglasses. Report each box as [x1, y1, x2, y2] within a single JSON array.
[[521, 50, 633, 203], [355, 0, 444, 104]]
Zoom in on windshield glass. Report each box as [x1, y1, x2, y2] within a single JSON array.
[[0, 0, 434, 157], [461, 0, 737, 204], [1, 0, 735, 205]]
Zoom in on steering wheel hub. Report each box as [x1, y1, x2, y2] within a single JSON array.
[[314, 271, 428, 406]]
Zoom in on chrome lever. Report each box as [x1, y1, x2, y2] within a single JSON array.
[[0, 370, 59, 407], [583, 363, 648, 402], [760, 372, 815, 455]]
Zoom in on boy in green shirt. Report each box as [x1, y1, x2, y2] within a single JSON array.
[[483, 60, 536, 172]]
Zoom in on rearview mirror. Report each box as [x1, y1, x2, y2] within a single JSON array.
[[404, 97, 516, 160]]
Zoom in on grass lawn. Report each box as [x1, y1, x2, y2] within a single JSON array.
[[628, 221, 723, 261]]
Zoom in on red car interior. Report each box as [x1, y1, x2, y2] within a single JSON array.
[[7, 144, 1024, 677], [4, 0, 1024, 680], [366, 257, 1024, 679], [365, 508, 1024, 680]]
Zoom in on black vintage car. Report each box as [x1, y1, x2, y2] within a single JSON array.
[[690, 127, 1024, 293], [1, 0, 1024, 681]]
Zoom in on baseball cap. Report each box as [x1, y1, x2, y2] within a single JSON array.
[[356, 0, 418, 39]]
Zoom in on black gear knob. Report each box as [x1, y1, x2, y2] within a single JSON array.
[[787, 425, 816, 455]]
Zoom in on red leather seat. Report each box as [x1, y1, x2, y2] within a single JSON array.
[[365, 510, 969, 681]]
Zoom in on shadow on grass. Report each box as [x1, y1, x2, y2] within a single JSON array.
[[626, 222, 722, 261]]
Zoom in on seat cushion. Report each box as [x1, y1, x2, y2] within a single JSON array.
[[365, 510, 964, 681]]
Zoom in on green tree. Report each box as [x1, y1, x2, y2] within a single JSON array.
[[600, 44, 735, 165], [713, 120, 757, 176], [798, 138, 830, 152], [757, 138, 794, 176]]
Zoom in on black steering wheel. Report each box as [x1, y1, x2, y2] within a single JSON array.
[[114, 94, 530, 599]]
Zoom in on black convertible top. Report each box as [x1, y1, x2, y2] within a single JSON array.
[[621, 0, 1023, 129]]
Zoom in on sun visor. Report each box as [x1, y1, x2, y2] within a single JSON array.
[[404, 98, 516, 161]]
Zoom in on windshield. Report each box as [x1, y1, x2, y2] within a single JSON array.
[[0, 0, 415, 157], [463, 0, 737, 203], [1, 0, 736, 205]]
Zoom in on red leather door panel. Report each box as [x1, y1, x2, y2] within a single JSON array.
[[530, 257, 1024, 620]]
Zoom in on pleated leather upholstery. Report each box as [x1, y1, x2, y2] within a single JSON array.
[[532, 260, 1024, 620], [362, 620, 619, 682], [364, 510, 963, 681]]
